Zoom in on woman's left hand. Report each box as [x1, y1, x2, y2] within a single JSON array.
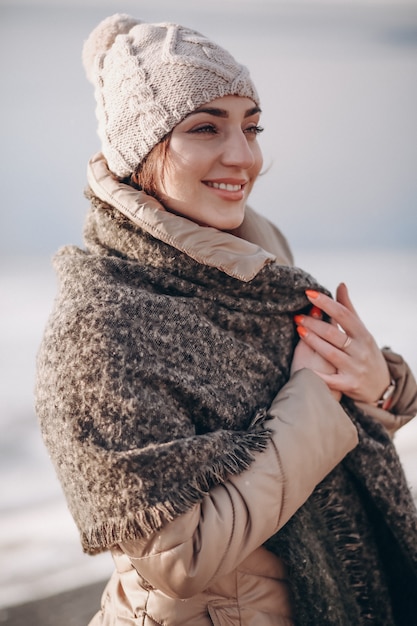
[[294, 283, 390, 404]]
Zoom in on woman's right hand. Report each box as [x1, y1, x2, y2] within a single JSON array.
[[291, 327, 342, 402]]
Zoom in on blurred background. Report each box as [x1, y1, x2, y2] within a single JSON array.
[[1, 0, 417, 613]]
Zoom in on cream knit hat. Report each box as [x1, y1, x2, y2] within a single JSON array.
[[82, 13, 259, 177]]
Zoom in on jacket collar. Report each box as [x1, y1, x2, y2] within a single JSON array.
[[87, 152, 277, 282]]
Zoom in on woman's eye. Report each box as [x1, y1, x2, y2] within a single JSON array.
[[189, 124, 218, 134], [244, 125, 264, 136], [187, 123, 264, 136]]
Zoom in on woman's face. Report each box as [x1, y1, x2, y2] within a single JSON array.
[[154, 95, 263, 231]]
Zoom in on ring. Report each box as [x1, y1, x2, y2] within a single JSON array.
[[342, 335, 352, 350]]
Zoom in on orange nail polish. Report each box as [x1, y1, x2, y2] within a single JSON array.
[[310, 306, 322, 319], [305, 289, 319, 299], [297, 325, 308, 338], [294, 314, 304, 325]]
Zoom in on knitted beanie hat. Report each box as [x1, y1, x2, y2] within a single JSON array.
[[82, 13, 259, 177]]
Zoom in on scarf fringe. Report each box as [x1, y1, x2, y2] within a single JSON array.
[[313, 469, 381, 624], [82, 428, 271, 554]]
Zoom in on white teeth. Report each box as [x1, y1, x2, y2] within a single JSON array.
[[207, 182, 242, 191]]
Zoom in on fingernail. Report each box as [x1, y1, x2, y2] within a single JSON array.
[[297, 325, 308, 338], [305, 289, 319, 299], [294, 314, 304, 325], [310, 306, 322, 319]]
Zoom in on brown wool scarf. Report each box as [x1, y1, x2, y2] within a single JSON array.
[[36, 199, 417, 626]]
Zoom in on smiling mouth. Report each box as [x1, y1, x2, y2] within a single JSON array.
[[205, 181, 244, 192]]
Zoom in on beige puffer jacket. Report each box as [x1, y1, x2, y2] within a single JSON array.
[[86, 156, 416, 625], [91, 371, 358, 626]]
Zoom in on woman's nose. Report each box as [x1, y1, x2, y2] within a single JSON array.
[[220, 130, 256, 169]]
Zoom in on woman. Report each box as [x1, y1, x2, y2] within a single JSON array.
[[36, 14, 417, 625]]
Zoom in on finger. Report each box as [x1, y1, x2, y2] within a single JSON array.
[[296, 324, 351, 368], [340, 334, 352, 351], [312, 370, 338, 388], [335, 283, 359, 317], [310, 305, 322, 320], [312, 370, 350, 394], [305, 289, 363, 338], [295, 315, 354, 352]]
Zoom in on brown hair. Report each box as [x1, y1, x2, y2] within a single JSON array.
[[130, 132, 172, 199]]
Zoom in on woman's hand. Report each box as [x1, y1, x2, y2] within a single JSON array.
[[293, 283, 390, 404], [291, 316, 342, 402], [291, 339, 343, 402]]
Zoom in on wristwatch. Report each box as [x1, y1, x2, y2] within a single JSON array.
[[376, 379, 396, 411]]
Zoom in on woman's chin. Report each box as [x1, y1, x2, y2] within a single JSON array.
[[212, 207, 246, 232], [162, 199, 246, 232]]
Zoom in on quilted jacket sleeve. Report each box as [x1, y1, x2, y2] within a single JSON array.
[[356, 348, 417, 437], [119, 368, 358, 599]]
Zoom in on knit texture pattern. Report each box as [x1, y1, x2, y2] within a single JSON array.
[[36, 199, 417, 625], [82, 14, 258, 177]]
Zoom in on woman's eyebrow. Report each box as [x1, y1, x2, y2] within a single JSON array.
[[187, 106, 262, 119], [244, 106, 262, 118]]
